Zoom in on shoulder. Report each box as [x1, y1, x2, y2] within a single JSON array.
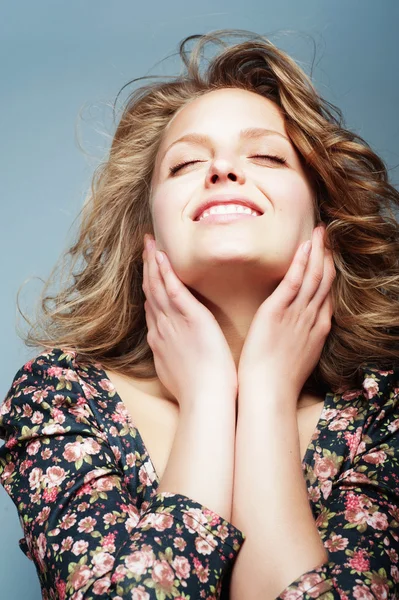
[[358, 364, 399, 412], [0, 347, 104, 442], [353, 364, 399, 457]]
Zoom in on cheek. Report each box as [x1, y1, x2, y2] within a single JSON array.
[[265, 175, 314, 217], [151, 194, 189, 250]]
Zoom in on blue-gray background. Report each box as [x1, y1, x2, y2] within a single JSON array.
[[1, 1, 398, 597]]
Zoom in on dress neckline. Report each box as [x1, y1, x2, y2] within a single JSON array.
[[93, 363, 334, 482]]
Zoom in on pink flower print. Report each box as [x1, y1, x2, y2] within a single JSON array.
[[43, 487, 58, 503], [183, 507, 208, 534], [126, 452, 135, 467], [60, 513, 77, 530], [363, 377, 379, 399], [151, 560, 175, 590], [363, 450, 387, 466], [32, 388, 49, 404], [328, 418, 349, 431], [280, 590, 304, 600], [348, 549, 370, 571], [29, 467, 43, 490], [61, 537, 74, 552], [339, 406, 358, 419], [111, 445, 122, 462], [92, 551, 115, 577], [23, 359, 34, 372], [344, 492, 368, 526], [308, 486, 321, 503], [1, 461, 15, 481], [323, 408, 338, 421], [125, 515, 140, 533], [125, 549, 154, 576], [313, 454, 338, 480], [321, 480, 332, 500], [42, 423, 66, 435], [343, 427, 362, 461], [52, 407, 66, 424], [391, 565, 399, 583], [99, 378, 115, 393], [55, 576, 66, 600], [63, 368, 79, 382], [131, 586, 151, 600], [388, 418, 399, 433], [148, 512, 174, 532], [325, 533, 349, 553], [80, 380, 99, 400], [37, 506, 51, 526], [77, 516, 97, 533], [298, 573, 323, 594], [92, 576, 111, 595], [195, 533, 216, 555], [139, 462, 157, 486], [172, 555, 190, 579], [64, 442, 85, 462], [36, 532, 47, 568], [44, 466, 66, 488], [353, 585, 375, 600], [367, 511, 389, 530], [103, 513, 118, 526], [69, 564, 93, 591], [92, 475, 118, 492], [22, 402, 33, 417], [72, 540, 89, 556], [371, 576, 390, 600], [46, 366, 65, 378], [31, 411, 44, 424], [26, 440, 41, 455], [341, 389, 361, 401], [101, 533, 116, 553], [110, 565, 128, 584]]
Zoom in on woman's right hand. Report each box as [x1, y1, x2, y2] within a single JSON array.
[[142, 234, 238, 408]]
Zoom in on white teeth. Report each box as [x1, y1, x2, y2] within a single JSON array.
[[198, 204, 261, 221]]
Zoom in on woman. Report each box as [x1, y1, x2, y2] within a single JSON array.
[[1, 29, 399, 599]]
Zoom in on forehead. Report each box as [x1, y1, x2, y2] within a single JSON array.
[[159, 88, 287, 150]]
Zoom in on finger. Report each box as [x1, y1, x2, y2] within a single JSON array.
[[311, 291, 333, 338], [143, 237, 169, 310], [308, 245, 336, 313], [294, 226, 325, 307], [155, 249, 205, 319], [269, 238, 312, 310], [143, 299, 156, 348]]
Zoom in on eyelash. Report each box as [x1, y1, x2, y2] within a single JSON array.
[[169, 154, 287, 175]]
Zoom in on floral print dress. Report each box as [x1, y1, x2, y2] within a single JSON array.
[[0, 347, 398, 599]]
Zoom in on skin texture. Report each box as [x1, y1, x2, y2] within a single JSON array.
[[149, 87, 318, 374]]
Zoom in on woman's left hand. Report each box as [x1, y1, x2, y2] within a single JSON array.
[[237, 224, 336, 401]]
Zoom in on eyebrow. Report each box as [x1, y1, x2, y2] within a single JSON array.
[[160, 127, 291, 163]]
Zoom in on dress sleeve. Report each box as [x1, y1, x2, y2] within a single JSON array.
[[0, 352, 245, 599], [276, 367, 399, 600]]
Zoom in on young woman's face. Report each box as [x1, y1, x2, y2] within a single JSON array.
[[150, 87, 317, 290]]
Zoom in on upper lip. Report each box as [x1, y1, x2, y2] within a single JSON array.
[[192, 194, 264, 221]]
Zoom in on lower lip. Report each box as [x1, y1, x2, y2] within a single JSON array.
[[195, 213, 261, 224]]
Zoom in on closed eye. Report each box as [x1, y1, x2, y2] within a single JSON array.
[[169, 154, 287, 175]]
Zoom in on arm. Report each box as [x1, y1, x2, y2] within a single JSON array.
[[230, 379, 327, 600], [0, 350, 244, 599], [231, 367, 399, 599], [156, 384, 237, 524]]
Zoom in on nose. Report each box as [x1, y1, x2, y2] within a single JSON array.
[[205, 156, 246, 187]]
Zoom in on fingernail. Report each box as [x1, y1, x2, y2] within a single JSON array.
[[155, 250, 164, 264]]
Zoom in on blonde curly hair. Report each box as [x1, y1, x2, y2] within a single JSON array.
[[18, 29, 399, 395]]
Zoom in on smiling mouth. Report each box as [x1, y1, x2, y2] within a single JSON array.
[[195, 212, 262, 224]]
